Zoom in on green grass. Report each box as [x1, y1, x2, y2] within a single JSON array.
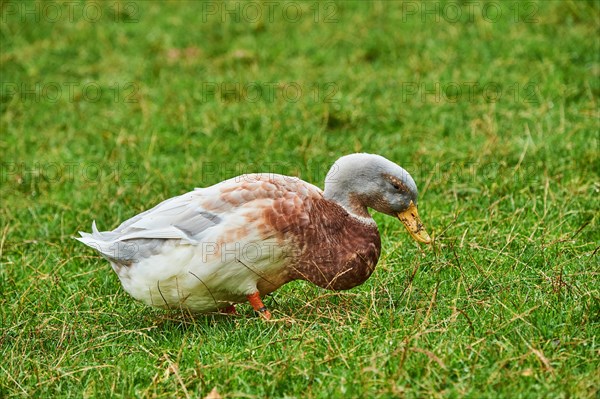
[[1, 0, 599, 397]]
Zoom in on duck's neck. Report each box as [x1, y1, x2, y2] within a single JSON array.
[[323, 185, 374, 223]]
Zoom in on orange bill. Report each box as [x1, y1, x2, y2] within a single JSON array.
[[397, 201, 431, 244]]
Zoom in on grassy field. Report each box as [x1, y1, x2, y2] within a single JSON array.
[[1, 0, 599, 397]]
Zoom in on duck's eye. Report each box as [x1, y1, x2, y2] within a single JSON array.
[[391, 182, 400, 190]]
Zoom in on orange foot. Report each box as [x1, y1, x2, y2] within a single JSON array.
[[247, 292, 272, 320]]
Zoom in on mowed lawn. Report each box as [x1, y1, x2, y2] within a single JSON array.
[[1, 1, 598, 398]]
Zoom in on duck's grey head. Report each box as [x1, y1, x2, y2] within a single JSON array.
[[324, 153, 431, 244]]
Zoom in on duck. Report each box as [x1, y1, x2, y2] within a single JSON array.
[[77, 153, 431, 319]]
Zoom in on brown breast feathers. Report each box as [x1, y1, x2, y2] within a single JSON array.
[[257, 177, 382, 291]]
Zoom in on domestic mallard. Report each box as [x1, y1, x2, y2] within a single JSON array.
[[77, 153, 431, 319]]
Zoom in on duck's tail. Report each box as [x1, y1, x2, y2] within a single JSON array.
[[76, 221, 133, 261]]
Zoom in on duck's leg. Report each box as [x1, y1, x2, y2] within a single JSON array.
[[247, 292, 271, 320]]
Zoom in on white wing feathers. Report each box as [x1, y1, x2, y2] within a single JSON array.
[[76, 190, 223, 259]]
